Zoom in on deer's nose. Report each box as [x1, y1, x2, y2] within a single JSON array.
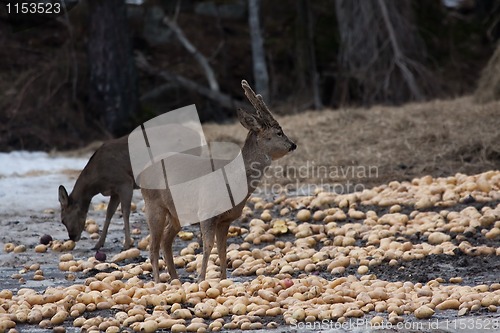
[[290, 143, 297, 151]]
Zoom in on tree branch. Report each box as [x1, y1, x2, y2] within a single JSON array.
[[136, 52, 245, 110], [140, 82, 176, 101], [302, 0, 322, 109], [377, 0, 422, 100], [163, 16, 220, 92]]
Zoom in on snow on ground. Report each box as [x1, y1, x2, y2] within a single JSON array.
[[0, 151, 110, 214], [0, 151, 88, 176]]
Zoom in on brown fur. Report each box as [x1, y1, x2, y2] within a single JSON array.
[[58, 136, 138, 249], [142, 80, 297, 282]]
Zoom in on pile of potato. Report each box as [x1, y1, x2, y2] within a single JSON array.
[[0, 272, 498, 332], [0, 171, 498, 332]]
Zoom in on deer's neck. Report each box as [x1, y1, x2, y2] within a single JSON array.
[[70, 170, 98, 211], [242, 131, 271, 195]]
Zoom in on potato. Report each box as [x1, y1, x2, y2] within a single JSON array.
[[297, 209, 311, 222], [427, 232, 451, 245], [357, 265, 369, 275], [231, 303, 247, 315], [292, 308, 306, 321], [73, 317, 86, 327], [436, 299, 460, 310], [111, 248, 140, 263], [171, 309, 192, 320], [260, 211, 272, 222], [205, 288, 220, 299], [106, 326, 120, 333], [62, 240, 76, 251], [86, 223, 99, 234], [194, 303, 213, 318], [171, 323, 187, 333], [0, 320, 16, 332], [414, 305, 434, 319], [139, 320, 158, 333], [449, 277, 463, 284], [59, 253, 73, 262], [28, 309, 43, 324], [50, 311, 68, 325], [13, 245, 26, 253], [178, 231, 194, 241], [186, 322, 207, 332], [137, 236, 150, 250], [113, 294, 132, 305], [35, 244, 47, 253], [0, 289, 12, 299]]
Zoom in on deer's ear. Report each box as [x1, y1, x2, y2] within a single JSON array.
[[58, 185, 69, 207], [237, 108, 263, 132]]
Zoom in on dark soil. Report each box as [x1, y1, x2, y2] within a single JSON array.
[[366, 253, 500, 286]]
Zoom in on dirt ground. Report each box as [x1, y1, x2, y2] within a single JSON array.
[[0, 184, 499, 332], [0, 98, 499, 332]]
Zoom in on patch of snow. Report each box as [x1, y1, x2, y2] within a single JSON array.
[[0, 151, 89, 177], [0, 151, 108, 214]]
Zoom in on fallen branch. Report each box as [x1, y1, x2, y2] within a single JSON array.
[[136, 52, 245, 110]]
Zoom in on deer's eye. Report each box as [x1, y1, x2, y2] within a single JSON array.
[[277, 132, 283, 137]]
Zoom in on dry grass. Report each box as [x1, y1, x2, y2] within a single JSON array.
[[475, 45, 500, 103], [203, 96, 500, 192]]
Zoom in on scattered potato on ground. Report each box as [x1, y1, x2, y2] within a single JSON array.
[[0, 171, 499, 332]]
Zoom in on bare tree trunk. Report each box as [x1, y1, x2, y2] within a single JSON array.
[[248, 0, 270, 101], [87, 0, 138, 136], [298, 0, 322, 109]]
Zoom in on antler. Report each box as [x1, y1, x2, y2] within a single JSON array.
[[241, 80, 278, 127]]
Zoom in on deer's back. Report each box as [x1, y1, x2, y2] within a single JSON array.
[[77, 136, 137, 195]]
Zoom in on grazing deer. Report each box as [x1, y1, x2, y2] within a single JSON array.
[[58, 136, 138, 250], [142, 80, 297, 282]]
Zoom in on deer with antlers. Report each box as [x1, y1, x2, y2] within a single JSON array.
[[142, 80, 296, 282]]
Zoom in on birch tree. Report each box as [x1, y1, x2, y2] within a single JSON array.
[[248, 0, 270, 101]]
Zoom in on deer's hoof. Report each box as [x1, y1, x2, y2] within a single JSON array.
[[122, 238, 134, 250], [122, 243, 133, 250]]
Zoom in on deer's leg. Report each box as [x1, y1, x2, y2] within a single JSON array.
[[119, 186, 134, 249], [144, 198, 166, 283], [199, 219, 216, 282], [161, 214, 181, 280], [93, 194, 120, 250], [215, 221, 231, 280]]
